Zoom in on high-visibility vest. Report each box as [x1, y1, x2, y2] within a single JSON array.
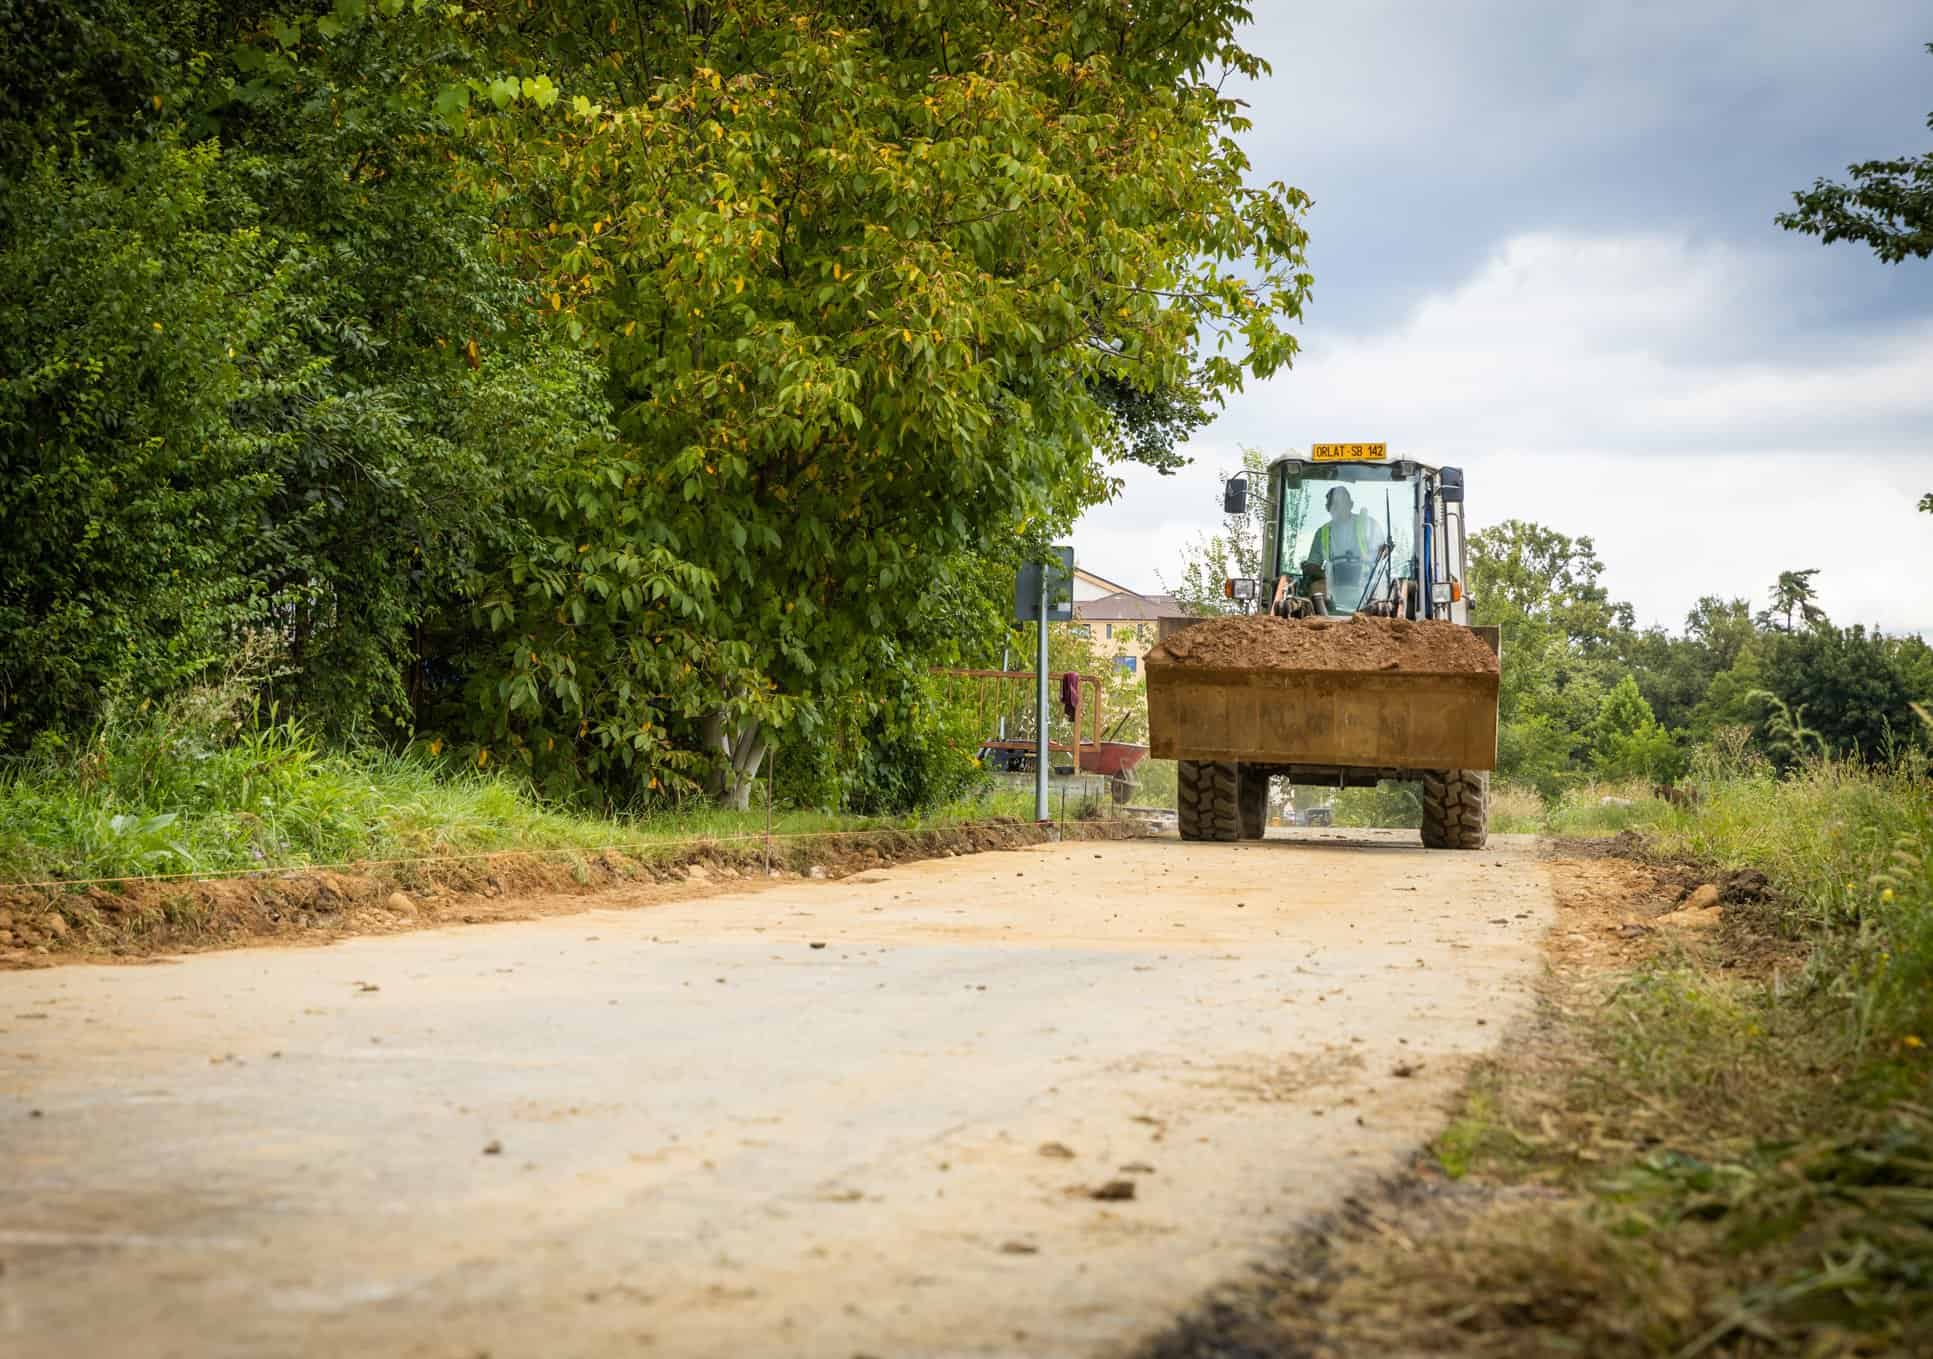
[[1314, 512, 1377, 563]]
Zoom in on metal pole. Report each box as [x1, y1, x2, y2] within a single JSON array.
[[997, 644, 1009, 741], [1035, 571, 1050, 823]]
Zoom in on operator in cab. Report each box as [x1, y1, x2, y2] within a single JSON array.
[[1304, 487, 1386, 611]]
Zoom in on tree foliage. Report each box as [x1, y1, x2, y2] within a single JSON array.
[[1777, 40, 1932, 513], [1777, 43, 1933, 264], [450, 1, 1311, 803], [1459, 523, 1924, 791], [0, 0, 1312, 810]]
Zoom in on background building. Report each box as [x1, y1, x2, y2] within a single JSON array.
[[1069, 569, 1185, 675]]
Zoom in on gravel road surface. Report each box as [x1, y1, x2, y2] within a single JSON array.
[[1, 830, 1552, 1358]]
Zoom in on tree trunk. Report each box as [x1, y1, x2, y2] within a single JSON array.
[[705, 710, 768, 810]]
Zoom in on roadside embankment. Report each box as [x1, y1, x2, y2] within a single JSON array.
[[1142, 754, 1933, 1357], [0, 816, 1138, 965]]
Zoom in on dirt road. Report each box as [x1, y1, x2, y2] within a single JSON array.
[[1, 831, 1551, 1358]]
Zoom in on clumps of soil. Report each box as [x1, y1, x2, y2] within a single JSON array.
[[0, 817, 1139, 967], [1574, 832, 1802, 962], [1146, 613, 1499, 676]]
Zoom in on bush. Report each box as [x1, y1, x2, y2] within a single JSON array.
[[0, 138, 293, 743], [1331, 781, 1422, 829], [774, 671, 989, 816]]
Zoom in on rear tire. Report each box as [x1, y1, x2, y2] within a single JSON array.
[[1421, 769, 1489, 850], [1238, 766, 1269, 839], [1177, 759, 1243, 842]]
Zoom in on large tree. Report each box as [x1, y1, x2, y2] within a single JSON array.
[[1468, 521, 1635, 793], [1756, 624, 1929, 765], [0, 1, 1312, 809], [1467, 520, 1632, 651], [1760, 568, 1827, 632], [452, 1, 1312, 804]]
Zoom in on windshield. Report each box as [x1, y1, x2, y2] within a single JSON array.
[[1273, 463, 1418, 613]]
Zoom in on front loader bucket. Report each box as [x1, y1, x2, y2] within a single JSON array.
[[1145, 616, 1499, 772]]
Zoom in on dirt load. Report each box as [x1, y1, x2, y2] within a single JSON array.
[[1146, 614, 1498, 676], [1144, 614, 1500, 772]]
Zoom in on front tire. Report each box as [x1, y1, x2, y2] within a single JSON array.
[[1178, 760, 1237, 841], [1421, 769, 1489, 850]]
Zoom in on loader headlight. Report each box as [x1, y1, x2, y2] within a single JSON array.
[[1224, 578, 1259, 602]]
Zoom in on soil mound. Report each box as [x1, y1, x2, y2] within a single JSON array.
[[1146, 614, 1498, 676], [0, 819, 1142, 967]]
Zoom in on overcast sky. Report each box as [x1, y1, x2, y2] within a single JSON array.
[[1074, 2, 1932, 635]]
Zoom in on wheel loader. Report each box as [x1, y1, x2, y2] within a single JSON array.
[[1144, 444, 1501, 849]]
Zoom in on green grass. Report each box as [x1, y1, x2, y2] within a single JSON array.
[[1465, 750, 1933, 1351], [1285, 747, 1933, 1355], [0, 695, 1047, 886]]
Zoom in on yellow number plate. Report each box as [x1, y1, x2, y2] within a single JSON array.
[[1311, 442, 1387, 462]]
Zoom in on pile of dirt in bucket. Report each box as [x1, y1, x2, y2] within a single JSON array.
[[1146, 614, 1499, 675]]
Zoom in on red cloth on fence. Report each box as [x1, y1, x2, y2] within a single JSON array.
[[1060, 672, 1080, 722]]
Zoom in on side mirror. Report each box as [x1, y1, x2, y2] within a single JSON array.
[[1438, 466, 1464, 503], [1222, 476, 1248, 515]]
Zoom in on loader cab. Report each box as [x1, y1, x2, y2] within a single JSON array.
[[1256, 449, 1471, 624]]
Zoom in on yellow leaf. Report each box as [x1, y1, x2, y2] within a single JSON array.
[[476, 747, 490, 768], [427, 738, 443, 756], [549, 292, 562, 310], [151, 94, 162, 112]]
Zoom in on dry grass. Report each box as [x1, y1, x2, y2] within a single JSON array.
[[1139, 829, 1933, 1359], [1487, 781, 1546, 834]]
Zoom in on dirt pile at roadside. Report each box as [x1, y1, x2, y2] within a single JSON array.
[[1146, 613, 1498, 676], [0, 817, 1141, 967]]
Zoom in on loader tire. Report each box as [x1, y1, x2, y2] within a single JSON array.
[[1177, 759, 1243, 842], [1238, 766, 1270, 840], [1420, 769, 1489, 850]]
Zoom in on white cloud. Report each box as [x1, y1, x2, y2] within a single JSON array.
[[1076, 232, 1933, 633]]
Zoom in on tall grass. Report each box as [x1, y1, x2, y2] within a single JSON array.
[[1487, 781, 1546, 834], [0, 675, 1051, 885], [1639, 751, 1933, 1051]]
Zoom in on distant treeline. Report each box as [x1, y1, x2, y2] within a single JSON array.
[[1469, 524, 1932, 792]]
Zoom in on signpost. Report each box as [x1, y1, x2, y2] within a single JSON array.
[[1014, 548, 1074, 824]]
